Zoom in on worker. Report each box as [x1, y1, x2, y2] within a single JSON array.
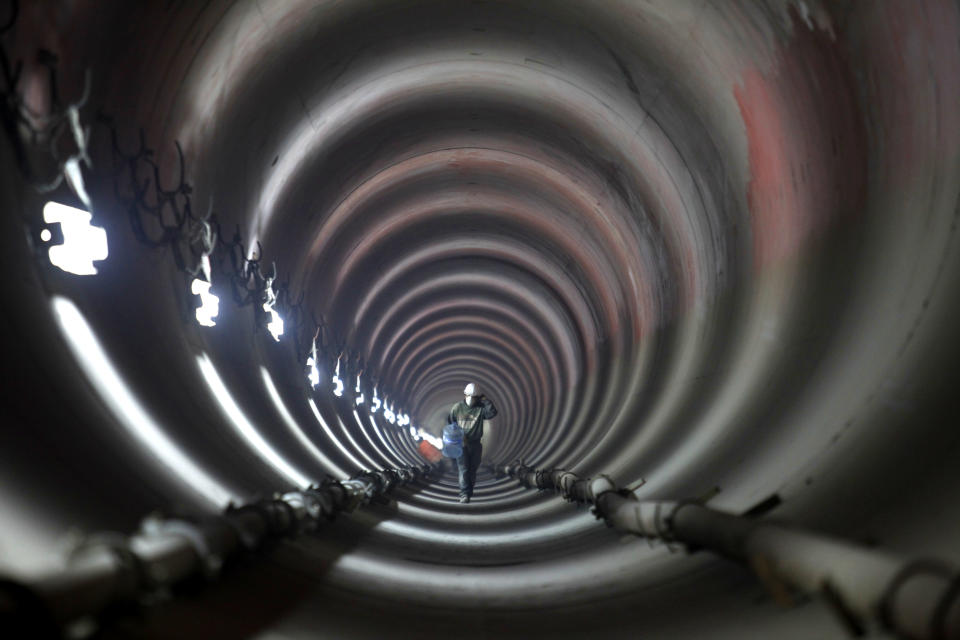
[[447, 382, 497, 503]]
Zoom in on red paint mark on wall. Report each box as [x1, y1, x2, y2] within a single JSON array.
[[735, 7, 867, 269]]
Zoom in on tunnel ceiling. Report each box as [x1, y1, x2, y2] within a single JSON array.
[[3, 0, 960, 638]]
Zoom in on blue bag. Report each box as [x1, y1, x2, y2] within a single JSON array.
[[442, 422, 464, 458]]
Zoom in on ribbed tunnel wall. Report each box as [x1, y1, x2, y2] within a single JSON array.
[[3, 1, 960, 637]]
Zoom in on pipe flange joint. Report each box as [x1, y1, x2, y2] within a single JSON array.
[[878, 558, 956, 637], [588, 475, 617, 501], [68, 531, 151, 596], [216, 511, 261, 551], [147, 519, 222, 580]]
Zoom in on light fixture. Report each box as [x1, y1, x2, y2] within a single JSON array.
[[42, 201, 108, 275], [190, 278, 219, 327], [354, 374, 364, 406], [263, 303, 283, 341], [259, 266, 284, 341], [306, 354, 320, 388], [332, 356, 344, 397], [306, 332, 321, 388], [184, 221, 219, 328], [383, 401, 395, 424]]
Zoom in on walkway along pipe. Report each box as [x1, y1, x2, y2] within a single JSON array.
[[494, 462, 960, 640]]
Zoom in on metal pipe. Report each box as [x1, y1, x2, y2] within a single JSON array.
[[494, 462, 960, 640], [0, 464, 435, 637]]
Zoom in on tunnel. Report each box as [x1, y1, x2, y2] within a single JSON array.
[[2, 0, 960, 638]]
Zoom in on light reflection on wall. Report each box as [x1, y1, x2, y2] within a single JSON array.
[[197, 353, 311, 489], [51, 297, 236, 508], [334, 414, 383, 470], [307, 398, 367, 472], [369, 414, 406, 466], [0, 482, 70, 575], [352, 409, 398, 468], [364, 411, 412, 468], [261, 368, 348, 480]]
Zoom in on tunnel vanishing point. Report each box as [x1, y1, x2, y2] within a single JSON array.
[[1, 1, 960, 638]]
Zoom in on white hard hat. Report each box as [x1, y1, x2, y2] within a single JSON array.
[[464, 382, 479, 396]]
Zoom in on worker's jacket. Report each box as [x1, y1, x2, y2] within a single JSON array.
[[447, 397, 497, 446]]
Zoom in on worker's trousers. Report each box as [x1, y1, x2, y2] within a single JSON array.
[[457, 443, 482, 498]]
